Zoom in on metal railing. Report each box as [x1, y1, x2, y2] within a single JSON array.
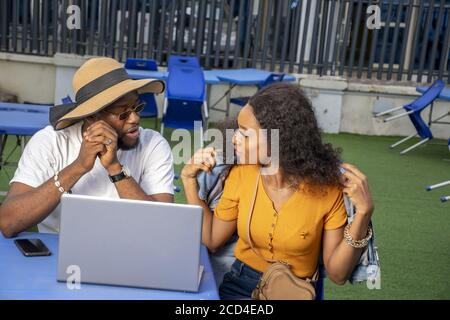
[[0, 0, 449, 83]]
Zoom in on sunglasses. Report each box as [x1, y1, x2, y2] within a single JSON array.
[[103, 101, 146, 121]]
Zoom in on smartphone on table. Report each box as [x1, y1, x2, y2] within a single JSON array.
[[14, 239, 51, 257]]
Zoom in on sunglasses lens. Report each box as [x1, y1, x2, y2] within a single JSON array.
[[118, 102, 145, 120], [135, 103, 145, 113], [119, 111, 131, 121]]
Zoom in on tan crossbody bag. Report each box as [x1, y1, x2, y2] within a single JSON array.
[[248, 169, 319, 300]]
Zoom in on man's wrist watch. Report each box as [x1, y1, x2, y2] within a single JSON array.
[[109, 165, 131, 183]]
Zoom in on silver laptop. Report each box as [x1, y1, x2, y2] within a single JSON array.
[[57, 194, 204, 292]]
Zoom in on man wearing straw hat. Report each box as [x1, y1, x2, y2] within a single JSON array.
[[0, 57, 174, 238]]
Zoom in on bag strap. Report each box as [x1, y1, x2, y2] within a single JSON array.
[[247, 168, 277, 264], [246, 167, 319, 282]]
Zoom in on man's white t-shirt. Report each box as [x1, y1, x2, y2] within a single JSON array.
[[10, 122, 174, 234]]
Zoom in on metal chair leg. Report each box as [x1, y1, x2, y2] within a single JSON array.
[[200, 126, 204, 149], [440, 196, 450, 203], [426, 180, 450, 191], [20, 136, 26, 153], [0, 134, 7, 171], [203, 102, 209, 119], [400, 138, 430, 155], [374, 106, 404, 117], [162, 98, 168, 114], [430, 111, 450, 123], [384, 110, 415, 122], [428, 102, 434, 126], [226, 84, 232, 118], [390, 134, 416, 149], [203, 102, 209, 130], [160, 98, 168, 135]]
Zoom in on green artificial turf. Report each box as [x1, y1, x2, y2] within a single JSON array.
[[1, 118, 449, 299], [323, 133, 450, 300]]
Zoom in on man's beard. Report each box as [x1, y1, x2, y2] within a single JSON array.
[[117, 137, 140, 151]]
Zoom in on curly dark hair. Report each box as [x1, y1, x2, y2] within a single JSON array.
[[248, 82, 342, 188]]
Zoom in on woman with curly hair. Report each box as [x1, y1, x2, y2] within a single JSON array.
[[181, 82, 374, 300]]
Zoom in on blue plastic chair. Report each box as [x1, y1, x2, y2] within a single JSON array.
[[161, 55, 208, 137], [124, 58, 160, 128], [61, 95, 73, 104], [125, 58, 158, 71], [375, 79, 445, 155], [167, 55, 201, 68], [230, 73, 286, 107]]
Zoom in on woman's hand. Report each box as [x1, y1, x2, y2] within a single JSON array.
[[340, 163, 374, 216], [181, 147, 217, 180]]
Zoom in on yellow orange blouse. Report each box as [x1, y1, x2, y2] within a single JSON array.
[[214, 165, 347, 278]]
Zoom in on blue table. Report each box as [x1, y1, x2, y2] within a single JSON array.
[[416, 86, 450, 126], [0, 102, 51, 136], [126, 68, 297, 117], [212, 69, 296, 117], [126, 69, 168, 82], [126, 69, 223, 85], [127, 68, 296, 85], [0, 232, 219, 300], [214, 68, 296, 85], [0, 102, 51, 196]]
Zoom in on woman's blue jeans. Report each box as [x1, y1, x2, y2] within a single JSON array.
[[219, 259, 262, 300], [218, 259, 325, 300]]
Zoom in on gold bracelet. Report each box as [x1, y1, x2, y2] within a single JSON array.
[[343, 223, 373, 248]]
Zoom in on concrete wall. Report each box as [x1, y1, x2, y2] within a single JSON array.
[[0, 53, 56, 104], [1, 52, 450, 139], [300, 76, 348, 134]]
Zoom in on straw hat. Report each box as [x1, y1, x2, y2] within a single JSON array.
[[51, 57, 165, 130]]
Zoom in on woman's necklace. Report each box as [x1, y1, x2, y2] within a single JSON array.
[[262, 176, 297, 192]]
